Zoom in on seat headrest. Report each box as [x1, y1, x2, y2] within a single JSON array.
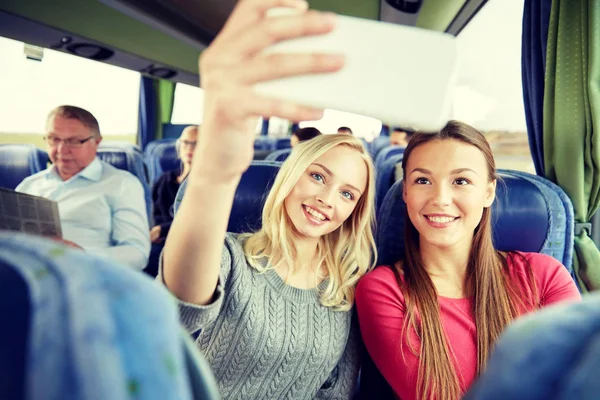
[[0, 233, 220, 400], [375, 153, 403, 213], [96, 148, 152, 221], [0, 145, 49, 190], [97, 149, 129, 170], [253, 137, 276, 151], [377, 170, 575, 269], [265, 149, 292, 162], [175, 161, 281, 233], [275, 138, 291, 149], [374, 146, 405, 170], [370, 136, 390, 158], [146, 142, 179, 184]]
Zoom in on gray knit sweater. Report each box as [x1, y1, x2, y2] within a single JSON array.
[[161, 234, 360, 399]]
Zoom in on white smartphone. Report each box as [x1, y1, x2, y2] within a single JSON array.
[[255, 10, 458, 132]]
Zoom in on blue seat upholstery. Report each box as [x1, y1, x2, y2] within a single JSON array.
[[375, 153, 403, 214], [377, 169, 575, 270], [360, 138, 371, 155], [96, 148, 152, 222], [275, 137, 292, 149], [175, 161, 281, 233], [265, 148, 292, 162], [0, 257, 29, 400], [254, 136, 276, 151], [0, 233, 220, 400], [144, 139, 179, 184], [374, 146, 405, 172], [0, 144, 49, 190], [370, 136, 390, 159]]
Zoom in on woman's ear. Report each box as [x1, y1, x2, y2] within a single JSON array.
[[484, 179, 496, 208]]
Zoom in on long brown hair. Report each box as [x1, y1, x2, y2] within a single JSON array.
[[398, 120, 538, 400]]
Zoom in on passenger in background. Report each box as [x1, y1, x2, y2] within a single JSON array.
[[356, 121, 580, 400], [16, 105, 150, 270], [290, 126, 321, 147], [338, 126, 353, 135], [161, 2, 377, 398], [150, 125, 198, 244], [389, 127, 414, 147]]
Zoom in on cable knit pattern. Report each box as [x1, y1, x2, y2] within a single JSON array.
[[158, 234, 359, 399]]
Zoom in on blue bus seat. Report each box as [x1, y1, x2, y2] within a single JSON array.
[[253, 137, 276, 151], [370, 136, 390, 159], [465, 292, 600, 400], [375, 153, 403, 214], [175, 161, 281, 233], [0, 232, 220, 400], [275, 137, 291, 149], [359, 138, 371, 154], [0, 257, 29, 400], [374, 146, 405, 172], [145, 139, 179, 184], [265, 148, 292, 162], [143, 161, 282, 276], [0, 144, 49, 190], [96, 147, 152, 222]]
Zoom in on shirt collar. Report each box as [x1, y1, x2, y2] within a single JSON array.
[[47, 158, 103, 182]]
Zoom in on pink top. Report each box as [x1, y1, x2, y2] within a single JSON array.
[[355, 251, 581, 400]]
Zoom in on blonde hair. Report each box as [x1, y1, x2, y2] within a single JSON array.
[[242, 134, 377, 311]]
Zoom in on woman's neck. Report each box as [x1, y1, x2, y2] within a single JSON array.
[[419, 238, 472, 298], [273, 235, 323, 289]]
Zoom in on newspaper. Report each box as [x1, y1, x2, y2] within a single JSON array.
[[0, 188, 62, 238]]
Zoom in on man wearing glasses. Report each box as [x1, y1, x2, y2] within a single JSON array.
[[16, 105, 150, 270]]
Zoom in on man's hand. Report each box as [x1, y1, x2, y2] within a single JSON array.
[[150, 225, 163, 243]]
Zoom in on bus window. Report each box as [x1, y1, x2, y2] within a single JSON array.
[[300, 109, 382, 141], [171, 83, 204, 125], [267, 117, 291, 138], [453, 0, 534, 173], [172, 83, 263, 135], [0, 36, 139, 147]]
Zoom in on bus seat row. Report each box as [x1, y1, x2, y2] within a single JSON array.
[[254, 136, 291, 151], [144, 139, 179, 184], [0, 143, 153, 222], [0, 144, 49, 190]]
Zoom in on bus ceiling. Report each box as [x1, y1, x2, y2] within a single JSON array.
[[0, 0, 487, 86]]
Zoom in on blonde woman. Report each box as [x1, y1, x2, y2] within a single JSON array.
[[161, 0, 377, 398]]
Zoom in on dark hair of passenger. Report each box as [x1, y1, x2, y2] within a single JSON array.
[[398, 120, 538, 400], [337, 126, 353, 134], [47, 105, 101, 137], [293, 127, 322, 142]]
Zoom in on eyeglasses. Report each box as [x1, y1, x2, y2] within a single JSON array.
[[44, 135, 96, 148], [180, 140, 197, 148]]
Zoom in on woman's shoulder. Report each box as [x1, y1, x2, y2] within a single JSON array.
[[357, 264, 403, 298], [506, 251, 564, 272]]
